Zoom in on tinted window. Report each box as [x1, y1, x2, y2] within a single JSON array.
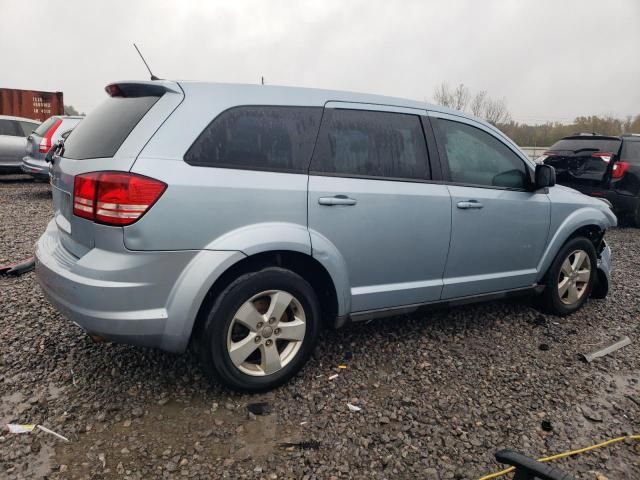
[[0, 120, 21, 136], [63, 96, 160, 160], [435, 119, 528, 189], [621, 140, 640, 163], [550, 137, 621, 153], [311, 109, 429, 180], [185, 106, 322, 173], [20, 121, 39, 136], [33, 117, 58, 136]]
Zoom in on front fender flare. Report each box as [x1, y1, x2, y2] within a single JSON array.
[[536, 206, 615, 282]]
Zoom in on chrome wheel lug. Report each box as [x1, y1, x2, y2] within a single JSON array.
[[269, 317, 276, 325], [274, 328, 280, 335], [256, 321, 263, 329], [254, 336, 261, 343], [265, 339, 273, 347]]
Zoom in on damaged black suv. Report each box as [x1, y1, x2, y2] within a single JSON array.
[[541, 133, 640, 225]]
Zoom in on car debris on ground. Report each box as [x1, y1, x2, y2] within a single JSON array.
[[5, 424, 69, 442], [581, 336, 632, 363]]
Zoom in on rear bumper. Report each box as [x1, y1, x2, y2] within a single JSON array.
[[21, 155, 50, 180], [35, 219, 243, 352]]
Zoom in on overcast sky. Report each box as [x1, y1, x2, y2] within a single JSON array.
[[1, 0, 638, 123]]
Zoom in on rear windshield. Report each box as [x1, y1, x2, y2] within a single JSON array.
[[63, 95, 160, 160], [549, 137, 621, 154], [33, 117, 58, 136], [621, 140, 640, 163]]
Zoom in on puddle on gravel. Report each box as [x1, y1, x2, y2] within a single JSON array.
[[54, 397, 302, 478]]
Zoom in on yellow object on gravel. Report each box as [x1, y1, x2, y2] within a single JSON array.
[[479, 434, 640, 480]]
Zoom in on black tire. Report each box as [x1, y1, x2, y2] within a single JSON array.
[[196, 267, 320, 392], [539, 236, 597, 316]]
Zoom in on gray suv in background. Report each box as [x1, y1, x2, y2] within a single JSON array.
[[22, 115, 82, 180], [0, 115, 40, 173], [36, 81, 616, 391]]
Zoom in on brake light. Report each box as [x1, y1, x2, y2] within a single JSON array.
[[592, 152, 614, 163], [611, 161, 630, 180], [39, 118, 62, 153], [73, 172, 166, 226], [105, 84, 125, 97]]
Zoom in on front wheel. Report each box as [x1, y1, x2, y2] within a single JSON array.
[[539, 237, 597, 316], [196, 267, 320, 392]]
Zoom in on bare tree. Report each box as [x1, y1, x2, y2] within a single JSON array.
[[470, 90, 487, 117], [433, 82, 511, 125], [433, 82, 470, 111], [483, 97, 511, 125], [452, 83, 469, 111], [433, 82, 454, 108]]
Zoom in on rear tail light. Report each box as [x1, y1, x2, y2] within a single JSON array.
[[73, 172, 166, 226], [39, 118, 62, 153], [591, 152, 614, 163], [611, 161, 630, 180]]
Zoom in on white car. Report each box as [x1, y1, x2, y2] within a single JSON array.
[[0, 115, 40, 173]]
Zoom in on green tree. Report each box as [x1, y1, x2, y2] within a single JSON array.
[[64, 104, 85, 116]]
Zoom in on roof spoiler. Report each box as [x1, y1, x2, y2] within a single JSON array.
[[104, 81, 181, 98]]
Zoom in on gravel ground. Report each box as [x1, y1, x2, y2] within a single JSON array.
[[1, 175, 639, 480]]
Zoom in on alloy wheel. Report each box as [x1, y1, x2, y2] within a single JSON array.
[[557, 249, 591, 305], [226, 290, 306, 376]]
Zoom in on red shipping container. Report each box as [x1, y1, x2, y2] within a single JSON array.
[[0, 88, 64, 122]]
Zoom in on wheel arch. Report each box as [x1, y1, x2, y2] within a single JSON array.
[[536, 208, 610, 282], [189, 250, 341, 348]]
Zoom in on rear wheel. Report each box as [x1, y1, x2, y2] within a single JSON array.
[[539, 237, 597, 316], [197, 267, 320, 392]]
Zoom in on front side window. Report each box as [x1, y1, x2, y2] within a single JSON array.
[[311, 109, 430, 180], [185, 106, 322, 173], [434, 119, 529, 189]]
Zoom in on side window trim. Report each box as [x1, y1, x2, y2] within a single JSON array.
[[420, 115, 443, 182], [310, 106, 433, 183], [428, 113, 534, 191]]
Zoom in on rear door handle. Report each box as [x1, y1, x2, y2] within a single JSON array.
[[457, 200, 483, 209], [318, 195, 357, 206]]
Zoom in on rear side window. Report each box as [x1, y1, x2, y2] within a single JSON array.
[[311, 109, 430, 180], [0, 119, 21, 136], [33, 117, 58, 136], [549, 137, 621, 153], [185, 106, 322, 173], [621, 140, 640, 163], [20, 121, 39, 136], [434, 119, 529, 189], [63, 96, 160, 160]]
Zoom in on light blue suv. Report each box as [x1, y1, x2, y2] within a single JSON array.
[[35, 81, 616, 391]]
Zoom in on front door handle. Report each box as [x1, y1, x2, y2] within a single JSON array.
[[457, 200, 484, 209], [318, 195, 357, 206]]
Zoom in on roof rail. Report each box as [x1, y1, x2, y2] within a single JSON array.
[[621, 133, 640, 137], [572, 132, 600, 136]]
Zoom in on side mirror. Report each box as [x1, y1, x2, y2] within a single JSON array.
[[535, 164, 556, 190]]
